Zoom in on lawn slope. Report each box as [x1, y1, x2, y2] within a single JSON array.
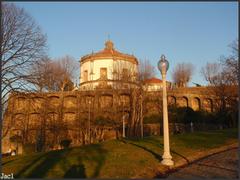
[[2, 128, 238, 178]]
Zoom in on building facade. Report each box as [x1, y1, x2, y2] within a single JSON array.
[[79, 40, 138, 90]]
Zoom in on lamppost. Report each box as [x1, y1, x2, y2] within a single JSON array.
[[88, 99, 91, 144], [120, 100, 126, 138], [122, 114, 126, 138], [158, 55, 174, 166], [122, 101, 126, 138], [139, 94, 143, 138]]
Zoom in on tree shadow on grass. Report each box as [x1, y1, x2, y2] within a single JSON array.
[[61, 144, 108, 178], [137, 138, 191, 163], [2, 159, 16, 166], [64, 164, 86, 178], [82, 144, 108, 178], [22, 149, 70, 178], [142, 139, 190, 163], [15, 153, 47, 178], [26, 143, 108, 178], [170, 150, 190, 163], [63, 156, 86, 178], [126, 141, 162, 161], [14, 143, 108, 178], [122, 138, 190, 164]]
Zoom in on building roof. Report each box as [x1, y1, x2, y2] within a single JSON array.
[[144, 77, 171, 84], [80, 40, 138, 65], [145, 77, 163, 84]]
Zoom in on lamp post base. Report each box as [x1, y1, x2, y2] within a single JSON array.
[[161, 158, 174, 166]]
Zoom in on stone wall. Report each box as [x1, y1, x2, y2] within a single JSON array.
[[2, 86, 237, 154]]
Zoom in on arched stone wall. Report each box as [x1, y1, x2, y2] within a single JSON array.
[[63, 96, 77, 109], [14, 113, 25, 130], [3, 86, 238, 154], [81, 95, 95, 110], [119, 94, 130, 106], [168, 96, 176, 106], [15, 97, 26, 111], [192, 97, 201, 111], [46, 112, 59, 128], [30, 97, 45, 112], [99, 95, 113, 109], [29, 113, 41, 128], [48, 96, 60, 110], [177, 96, 189, 107], [203, 98, 213, 112], [63, 112, 76, 126]]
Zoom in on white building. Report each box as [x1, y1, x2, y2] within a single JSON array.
[[144, 77, 172, 91], [79, 40, 139, 90]]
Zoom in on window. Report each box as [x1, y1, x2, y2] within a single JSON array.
[[100, 68, 107, 80], [83, 70, 88, 81], [122, 68, 129, 80]]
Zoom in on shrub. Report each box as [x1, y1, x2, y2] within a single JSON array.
[[60, 139, 72, 149], [168, 107, 196, 124], [9, 135, 22, 143], [168, 107, 215, 124], [23, 143, 36, 154], [214, 110, 232, 126], [94, 116, 113, 126], [152, 104, 239, 127], [143, 114, 162, 124]]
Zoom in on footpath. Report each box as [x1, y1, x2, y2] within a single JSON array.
[[154, 142, 238, 178]]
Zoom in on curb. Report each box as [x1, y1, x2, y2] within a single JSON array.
[[155, 142, 238, 178]]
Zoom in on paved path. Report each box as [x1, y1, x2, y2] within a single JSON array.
[[167, 148, 238, 178]]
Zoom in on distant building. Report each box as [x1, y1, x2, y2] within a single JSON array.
[[144, 77, 172, 91], [79, 40, 139, 90]]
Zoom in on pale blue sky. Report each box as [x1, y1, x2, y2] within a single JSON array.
[[14, 2, 238, 86]]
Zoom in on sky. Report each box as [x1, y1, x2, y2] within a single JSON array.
[[14, 2, 238, 86]]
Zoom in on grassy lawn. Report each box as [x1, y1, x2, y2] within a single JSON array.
[[2, 128, 238, 178]]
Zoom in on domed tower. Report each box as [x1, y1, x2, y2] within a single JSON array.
[[79, 41, 139, 90]]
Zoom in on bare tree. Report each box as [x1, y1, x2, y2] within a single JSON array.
[[28, 55, 78, 92], [111, 58, 153, 138], [201, 62, 221, 85], [110, 59, 138, 89], [1, 3, 47, 103], [201, 63, 238, 126], [202, 40, 238, 87], [221, 40, 239, 86], [201, 40, 238, 88], [137, 59, 156, 138], [56, 55, 78, 91], [1, 2, 47, 148], [122, 59, 156, 138], [201, 40, 238, 127], [109, 59, 138, 138], [172, 63, 194, 87], [27, 56, 52, 92], [138, 59, 156, 83]]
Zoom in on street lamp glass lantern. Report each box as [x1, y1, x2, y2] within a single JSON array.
[[158, 55, 169, 74]]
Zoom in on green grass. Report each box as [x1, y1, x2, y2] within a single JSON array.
[[2, 128, 238, 178]]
